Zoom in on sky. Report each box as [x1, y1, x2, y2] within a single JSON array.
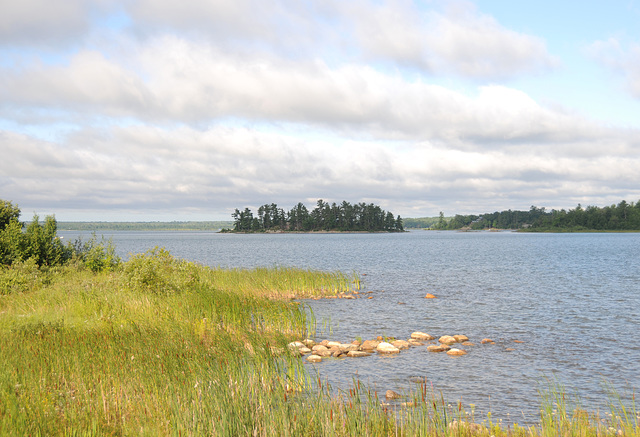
[[1, 0, 640, 221]]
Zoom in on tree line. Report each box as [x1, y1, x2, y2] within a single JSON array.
[[56, 221, 234, 231], [228, 200, 404, 232], [433, 200, 640, 231]]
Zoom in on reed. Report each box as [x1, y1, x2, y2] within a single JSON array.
[[1, 248, 638, 436]]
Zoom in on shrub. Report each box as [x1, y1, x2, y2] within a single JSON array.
[[124, 247, 200, 294], [71, 233, 121, 272]]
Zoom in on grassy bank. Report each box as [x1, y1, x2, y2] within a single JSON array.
[[1, 249, 638, 435]]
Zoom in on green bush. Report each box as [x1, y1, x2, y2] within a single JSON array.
[[0, 199, 72, 267], [70, 233, 121, 272], [124, 247, 200, 295], [0, 258, 49, 295]]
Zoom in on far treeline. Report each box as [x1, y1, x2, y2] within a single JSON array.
[[227, 200, 404, 232], [57, 221, 234, 231], [431, 199, 640, 231]]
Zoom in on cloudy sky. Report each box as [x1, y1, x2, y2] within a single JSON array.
[[2, 0, 640, 221]]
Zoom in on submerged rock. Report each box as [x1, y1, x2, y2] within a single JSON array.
[[424, 293, 437, 299], [306, 355, 322, 363]]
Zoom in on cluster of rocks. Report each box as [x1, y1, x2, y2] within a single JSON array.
[[289, 332, 497, 363]]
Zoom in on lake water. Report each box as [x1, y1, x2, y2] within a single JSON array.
[[59, 229, 640, 424]]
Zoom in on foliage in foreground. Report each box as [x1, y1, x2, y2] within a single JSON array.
[[1, 199, 122, 271], [1, 251, 638, 436]]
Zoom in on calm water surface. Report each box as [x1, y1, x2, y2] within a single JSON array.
[[60, 230, 640, 423]]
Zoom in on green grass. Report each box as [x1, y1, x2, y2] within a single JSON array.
[[1, 249, 638, 435]]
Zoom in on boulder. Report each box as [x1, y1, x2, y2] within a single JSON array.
[[453, 335, 469, 343], [316, 349, 333, 357], [299, 347, 312, 354], [481, 338, 495, 344], [361, 340, 381, 350], [312, 345, 328, 352], [306, 355, 322, 363], [411, 332, 434, 341], [340, 343, 359, 352], [346, 350, 370, 358], [424, 293, 437, 299], [391, 340, 411, 350], [376, 342, 400, 354], [302, 339, 315, 347], [427, 344, 450, 352], [461, 341, 474, 347], [385, 390, 401, 399], [446, 348, 467, 356], [438, 335, 457, 345], [288, 341, 305, 349], [408, 339, 424, 346], [326, 341, 342, 348]]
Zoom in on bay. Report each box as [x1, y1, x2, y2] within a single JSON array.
[[59, 229, 640, 424]]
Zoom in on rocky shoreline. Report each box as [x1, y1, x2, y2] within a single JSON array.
[[289, 332, 514, 363]]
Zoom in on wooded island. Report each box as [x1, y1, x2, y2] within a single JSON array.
[[227, 200, 404, 233]]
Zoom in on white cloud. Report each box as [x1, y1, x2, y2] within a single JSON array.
[[4, 123, 640, 219], [2, 0, 640, 219], [587, 37, 640, 99], [345, 0, 557, 79], [0, 37, 603, 151]]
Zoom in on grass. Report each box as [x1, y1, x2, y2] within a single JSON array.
[[1, 248, 638, 435]]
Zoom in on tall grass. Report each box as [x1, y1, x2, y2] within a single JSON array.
[[1, 248, 638, 435]]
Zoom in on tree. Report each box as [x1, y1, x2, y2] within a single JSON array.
[[436, 211, 446, 229], [0, 200, 21, 230]]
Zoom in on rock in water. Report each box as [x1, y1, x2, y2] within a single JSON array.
[[411, 332, 434, 341], [346, 350, 370, 358], [376, 342, 400, 354], [438, 335, 456, 345], [391, 340, 411, 350], [361, 340, 381, 350], [385, 390, 401, 399]]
